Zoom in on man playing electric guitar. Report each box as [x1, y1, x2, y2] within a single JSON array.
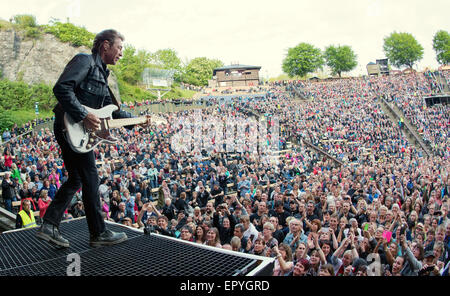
[[36, 29, 149, 248]]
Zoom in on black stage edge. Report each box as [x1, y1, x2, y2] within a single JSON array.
[[0, 217, 273, 276]]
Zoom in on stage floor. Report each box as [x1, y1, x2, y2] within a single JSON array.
[[0, 218, 272, 276]]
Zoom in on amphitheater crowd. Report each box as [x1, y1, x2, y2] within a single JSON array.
[[1, 70, 449, 276]]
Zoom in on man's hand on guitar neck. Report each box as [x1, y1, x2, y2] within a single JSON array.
[[83, 112, 101, 131]]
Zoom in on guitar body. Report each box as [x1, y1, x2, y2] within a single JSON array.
[[64, 105, 119, 153]]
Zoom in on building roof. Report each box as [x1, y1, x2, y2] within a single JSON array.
[[213, 64, 261, 75]]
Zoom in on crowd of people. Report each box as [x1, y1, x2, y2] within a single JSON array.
[[1, 117, 54, 144], [0, 70, 449, 276], [290, 71, 449, 159]]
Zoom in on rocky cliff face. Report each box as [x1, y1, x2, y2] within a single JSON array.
[[0, 29, 121, 100]]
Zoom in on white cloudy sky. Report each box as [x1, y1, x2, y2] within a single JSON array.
[[0, 0, 448, 78]]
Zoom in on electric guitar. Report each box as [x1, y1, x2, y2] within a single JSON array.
[[64, 104, 166, 153]]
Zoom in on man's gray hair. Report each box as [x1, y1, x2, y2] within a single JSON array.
[[289, 218, 302, 228], [234, 223, 245, 232]]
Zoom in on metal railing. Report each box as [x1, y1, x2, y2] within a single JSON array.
[[289, 136, 345, 167], [0, 130, 33, 147], [0, 206, 17, 232], [381, 97, 431, 157]]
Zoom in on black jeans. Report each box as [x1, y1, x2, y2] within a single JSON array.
[[43, 112, 105, 237]]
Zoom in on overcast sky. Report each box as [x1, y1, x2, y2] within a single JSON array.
[[1, 0, 448, 78]]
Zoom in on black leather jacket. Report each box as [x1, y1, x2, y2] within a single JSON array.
[[53, 53, 132, 123]]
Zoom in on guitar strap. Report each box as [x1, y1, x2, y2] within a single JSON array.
[[108, 85, 121, 108], [88, 54, 121, 109]]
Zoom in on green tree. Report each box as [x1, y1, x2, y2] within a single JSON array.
[[0, 108, 15, 132], [324, 45, 358, 77], [12, 14, 37, 28], [282, 43, 324, 78], [432, 30, 450, 65], [151, 49, 182, 70], [10, 14, 42, 38], [111, 44, 152, 85], [183, 57, 223, 86], [151, 48, 183, 82], [0, 79, 55, 111], [31, 83, 56, 110], [383, 32, 424, 69]]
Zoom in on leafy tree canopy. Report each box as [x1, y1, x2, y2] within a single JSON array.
[[150, 48, 183, 82], [12, 14, 37, 28], [324, 45, 358, 77], [183, 57, 223, 86], [432, 30, 450, 65], [151, 49, 182, 70], [383, 32, 424, 69], [282, 43, 324, 78], [110, 44, 152, 85]]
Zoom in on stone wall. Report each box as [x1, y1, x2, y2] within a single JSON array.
[[0, 29, 120, 99]]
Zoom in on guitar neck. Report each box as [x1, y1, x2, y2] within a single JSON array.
[[107, 117, 147, 129]]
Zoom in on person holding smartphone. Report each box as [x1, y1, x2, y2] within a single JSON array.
[[418, 251, 441, 276], [399, 234, 423, 276]]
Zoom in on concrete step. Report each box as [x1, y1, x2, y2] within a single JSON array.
[[380, 98, 432, 157], [389, 102, 433, 155]]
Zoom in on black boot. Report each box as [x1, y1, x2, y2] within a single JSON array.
[[89, 230, 127, 247], [36, 222, 70, 248]]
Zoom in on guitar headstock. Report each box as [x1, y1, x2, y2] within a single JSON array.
[[149, 115, 167, 126]]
